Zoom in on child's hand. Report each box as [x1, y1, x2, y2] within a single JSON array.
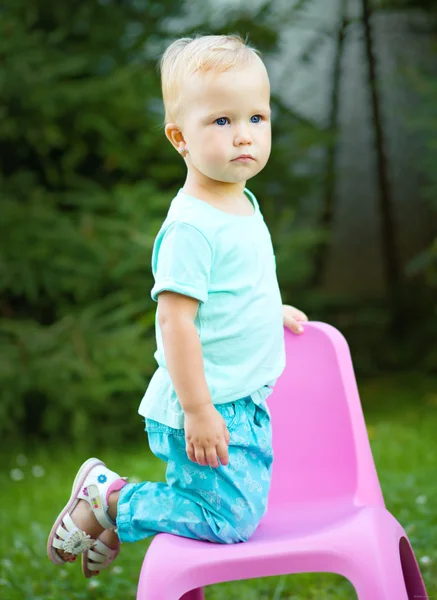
[[184, 404, 230, 468], [283, 304, 309, 334]]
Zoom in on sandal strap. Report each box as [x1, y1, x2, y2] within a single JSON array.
[[54, 513, 95, 555], [77, 465, 126, 530], [87, 483, 116, 530], [53, 537, 67, 550], [93, 538, 117, 557], [87, 542, 117, 564], [85, 538, 119, 571], [87, 561, 107, 572]]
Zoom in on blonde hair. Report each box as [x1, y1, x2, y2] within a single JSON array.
[[159, 34, 262, 124]]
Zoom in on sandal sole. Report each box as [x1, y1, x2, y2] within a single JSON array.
[[47, 457, 104, 565]]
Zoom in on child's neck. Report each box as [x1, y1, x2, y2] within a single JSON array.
[[182, 171, 247, 204]]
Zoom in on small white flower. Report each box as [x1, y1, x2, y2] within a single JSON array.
[[112, 566, 123, 575], [16, 454, 28, 466], [10, 468, 24, 481], [416, 495, 427, 505], [31, 465, 45, 478], [88, 579, 101, 589], [419, 556, 432, 565]]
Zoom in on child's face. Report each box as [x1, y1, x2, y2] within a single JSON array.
[[175, 59, 271, 187]]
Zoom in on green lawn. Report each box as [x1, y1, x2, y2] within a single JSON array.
[[2, 374, 436, 599]]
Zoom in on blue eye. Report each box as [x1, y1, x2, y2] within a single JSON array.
[[215, 117, 229, 126], [251, 115, 262, 123]]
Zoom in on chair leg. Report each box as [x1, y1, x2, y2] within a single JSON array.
[[348, 535, 428, 600], [180, 588, 205, 600], [137, 580, 205, 600]]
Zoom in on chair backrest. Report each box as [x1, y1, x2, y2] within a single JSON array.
[[267, 322, 385, 508]]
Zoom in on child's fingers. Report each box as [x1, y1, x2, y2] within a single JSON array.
[[205, 447, 220, 468], [187, 441, 222, 467], [216, 440, 229, 467], [224, 426, 230, 445], [286, 318, 305, 334], [194, 446, 208, 466], [186, 441, 196, 463]]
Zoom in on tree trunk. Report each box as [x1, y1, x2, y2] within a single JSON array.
[[362, 0, 404, 333], [311, 0, 349, 289]]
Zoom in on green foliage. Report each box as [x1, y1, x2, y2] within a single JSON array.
[[0, 1, 183, 442], [2, 0, 435, 443], [1, 1, 327, 442]]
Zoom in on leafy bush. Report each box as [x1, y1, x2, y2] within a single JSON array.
[[0, 1, 184, 441]]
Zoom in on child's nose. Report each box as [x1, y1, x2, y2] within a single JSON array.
[[234, 124, 252, 145]]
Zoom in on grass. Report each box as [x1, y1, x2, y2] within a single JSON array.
[[1, 373, 436, 599]]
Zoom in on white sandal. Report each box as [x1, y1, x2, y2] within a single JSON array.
[[47, 457, 125, 565], [81, 530, 120, 578]]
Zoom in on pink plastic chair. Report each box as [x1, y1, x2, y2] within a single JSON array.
[[137, 322, 429, 600]]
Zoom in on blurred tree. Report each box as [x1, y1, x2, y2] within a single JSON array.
[[0, 0, 324, 443], [374, 0, 437, 368], [1, 0, 434, 444], [0, 0, 187, 442]]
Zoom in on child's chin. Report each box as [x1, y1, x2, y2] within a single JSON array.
[[211, 171, 255, 184]]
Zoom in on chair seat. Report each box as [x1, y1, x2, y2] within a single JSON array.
[[141, 497, 404, 591], [255, 497, 361, 542]]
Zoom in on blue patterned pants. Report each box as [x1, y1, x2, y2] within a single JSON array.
[[116, 397, 273, 544]]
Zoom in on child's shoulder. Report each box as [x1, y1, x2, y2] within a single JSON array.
[[160, 189, 215, 236], [152, 191, 211, 249]]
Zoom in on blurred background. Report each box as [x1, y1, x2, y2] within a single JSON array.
[[1, 0, 436, 598]]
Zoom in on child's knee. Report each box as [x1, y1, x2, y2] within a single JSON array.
[[218, 502, 265, 544]]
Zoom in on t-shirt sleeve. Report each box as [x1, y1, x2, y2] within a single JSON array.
[[150, 221, 212, 303]]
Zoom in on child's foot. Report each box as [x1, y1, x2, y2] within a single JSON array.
[[47, 458, 125, 568], [55, 498, 104, 562]]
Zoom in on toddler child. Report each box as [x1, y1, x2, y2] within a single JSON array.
[[47, 33, 308, 578]]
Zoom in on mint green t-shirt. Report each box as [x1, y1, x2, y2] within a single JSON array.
[[138, 187, 286, 429]]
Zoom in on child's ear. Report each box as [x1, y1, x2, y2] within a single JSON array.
[[165, 123, 186, 154]]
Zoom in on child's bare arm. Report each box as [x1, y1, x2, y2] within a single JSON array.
[[158, 291, 230, 468], [158, 291, 211, 412]]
